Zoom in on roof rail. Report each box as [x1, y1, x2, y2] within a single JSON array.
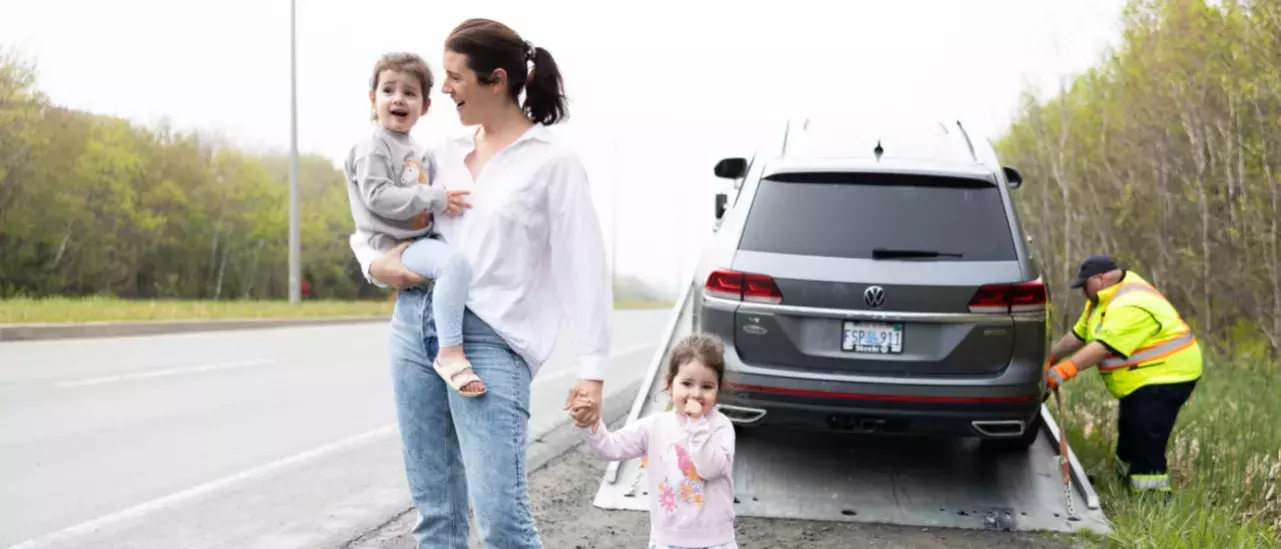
[[781, 119, 792, 156], [954, 120, 979, 163]]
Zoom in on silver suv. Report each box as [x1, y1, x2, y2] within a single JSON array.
[[694, 117, 1050, 451]]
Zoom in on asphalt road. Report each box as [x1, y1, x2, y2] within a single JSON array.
[[0, 309, 670, 549]]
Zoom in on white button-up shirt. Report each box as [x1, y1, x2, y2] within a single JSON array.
[[350, 124, 613, 381]]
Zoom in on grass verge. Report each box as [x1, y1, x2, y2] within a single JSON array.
[[1057, 353, 1279, 547], [0, 296, 395, 324], [1, 297, 677, 324], [613, 299, 675, 310]]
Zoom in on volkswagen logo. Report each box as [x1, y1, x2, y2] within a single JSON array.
[[863, 285, 886, 308]]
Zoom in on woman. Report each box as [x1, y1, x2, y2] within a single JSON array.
[[350, 18, 612, 549]]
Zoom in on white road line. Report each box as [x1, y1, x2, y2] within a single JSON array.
[[6, 342, 655, 548], [5, 424, 396, 549], [54, 359, 275, 388]]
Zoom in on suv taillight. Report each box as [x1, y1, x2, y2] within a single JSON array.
[[968, 279, 1046, 314], [704, 269, 783, 304]]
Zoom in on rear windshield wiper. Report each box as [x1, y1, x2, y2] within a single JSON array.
[[871, 247, 964, 260]]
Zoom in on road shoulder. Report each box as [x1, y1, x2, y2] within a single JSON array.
[[339, 379, 642, 549], [350, 404, 1079, 549]]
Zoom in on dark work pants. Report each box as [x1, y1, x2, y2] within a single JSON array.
[[1115, 379, 1198, 489]]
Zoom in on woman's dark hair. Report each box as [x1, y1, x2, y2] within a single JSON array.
[[664, 333, 727, 389], [445, 18, 568, 125]]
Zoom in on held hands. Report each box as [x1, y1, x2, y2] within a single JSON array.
[[568, 400, 595, 430], [443, 190, 472, 217], [565, 380, 604, 432]]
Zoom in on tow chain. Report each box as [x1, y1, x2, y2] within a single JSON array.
[[1052, 385, 1080, 521]]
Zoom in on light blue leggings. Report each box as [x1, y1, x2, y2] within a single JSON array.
[[400, 235, 471, 348]]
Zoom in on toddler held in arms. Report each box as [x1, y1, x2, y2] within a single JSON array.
[[344, 52, 482, 397]]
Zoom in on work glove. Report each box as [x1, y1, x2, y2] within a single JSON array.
[[1040, 356, 1056, 401], [1045, 360, 1078, 390]]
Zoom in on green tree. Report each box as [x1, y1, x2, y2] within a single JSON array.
[[0, 52, 383, 301], [997, 0, 1281, 357]]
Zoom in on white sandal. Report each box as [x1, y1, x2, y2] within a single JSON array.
[[433, 357, 486, 397]]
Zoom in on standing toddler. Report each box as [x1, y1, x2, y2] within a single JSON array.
[[569, 333, 738, 549]]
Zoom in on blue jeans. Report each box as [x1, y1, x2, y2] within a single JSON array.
[[389, 288, 542, 548], [400, 235, 471, 348]]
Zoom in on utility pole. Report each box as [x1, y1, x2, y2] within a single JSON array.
[[288, 0, 301, 303]]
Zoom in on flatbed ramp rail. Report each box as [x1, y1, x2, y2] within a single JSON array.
[[592, 283, 1111, 535]]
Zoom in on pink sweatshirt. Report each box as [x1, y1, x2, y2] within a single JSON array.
[[579, 409, 737, 547]]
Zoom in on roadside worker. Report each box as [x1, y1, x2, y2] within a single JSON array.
[[1044, 255, 1202, 496]]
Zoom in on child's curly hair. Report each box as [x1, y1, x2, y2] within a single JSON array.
[[368, 52, 434, 121], [664, 332, 726, 390]]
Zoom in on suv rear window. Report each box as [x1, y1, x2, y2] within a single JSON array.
[[738, 172, 1017, 261]]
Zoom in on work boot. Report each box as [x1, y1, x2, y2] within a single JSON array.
[[1113, 459, 1130, 484]]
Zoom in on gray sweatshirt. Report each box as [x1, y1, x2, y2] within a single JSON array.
[[344, 126, 446, 253]]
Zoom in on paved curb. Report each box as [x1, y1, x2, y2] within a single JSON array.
[[339, 378, 643, 549], [0, 316, 387, 342]]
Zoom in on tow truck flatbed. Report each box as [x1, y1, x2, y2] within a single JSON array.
[[592, 286, 1110, 535]]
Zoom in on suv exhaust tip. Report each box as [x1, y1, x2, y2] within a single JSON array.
[[971, 420, 1026, 437], [718, 404, 767, 425]]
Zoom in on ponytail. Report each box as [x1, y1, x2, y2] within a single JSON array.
[[524, 46, 568, 125], [445, 18, 570, 125]]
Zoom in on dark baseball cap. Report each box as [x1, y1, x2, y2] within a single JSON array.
[[1069, 255, 1119, 288]]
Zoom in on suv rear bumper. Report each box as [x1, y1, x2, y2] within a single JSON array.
[[719, 354, 1044, 439]]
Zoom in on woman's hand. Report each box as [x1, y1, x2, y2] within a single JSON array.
[[564, 380, 604, 431], [568, 399, 596, 429], [370, 241, 427, 289]]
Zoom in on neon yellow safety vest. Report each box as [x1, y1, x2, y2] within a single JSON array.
[[1072, 272, 1203, 399]]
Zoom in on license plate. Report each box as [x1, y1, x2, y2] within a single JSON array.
[[841, 321, 904, 354]]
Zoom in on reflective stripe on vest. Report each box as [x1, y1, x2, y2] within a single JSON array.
[[1098, 332, 1197, 372]]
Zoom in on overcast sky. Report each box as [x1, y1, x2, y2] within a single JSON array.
[[1, 0, 1126, 296]]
